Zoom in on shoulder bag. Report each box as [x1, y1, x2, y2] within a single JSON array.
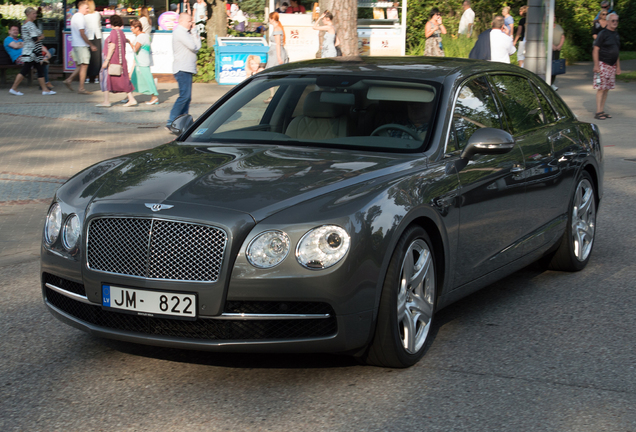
[[108, 30, 123, 76]]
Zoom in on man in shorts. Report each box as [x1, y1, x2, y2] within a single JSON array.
[[593, 12, 621, 120], [63, 0, 97, 94]]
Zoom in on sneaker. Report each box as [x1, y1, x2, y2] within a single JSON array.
[[95, 78, 99, 84], [9, 89, 23, 96], [85, 78, 90, 83], [42, 90, 56, 95], [551, 84, 558, 91]]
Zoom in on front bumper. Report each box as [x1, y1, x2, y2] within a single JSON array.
[[42, 272, 375, 354]]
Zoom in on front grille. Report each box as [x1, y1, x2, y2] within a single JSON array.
[[43, 273, 86, 296], [45, 288, 337, 341], [87, 217, 227, 282]]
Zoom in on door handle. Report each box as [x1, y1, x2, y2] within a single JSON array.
[[563, 152, 577, 157], [511, 166, 525, 173]]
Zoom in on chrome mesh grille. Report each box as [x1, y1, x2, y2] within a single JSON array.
[[87, 217, 227, 282]]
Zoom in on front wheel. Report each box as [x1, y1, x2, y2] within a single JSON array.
[[549, 171, 597, 271], [363, 226, 437, 368]]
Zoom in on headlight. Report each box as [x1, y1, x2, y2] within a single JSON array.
[[62, 214, 81, 250], [246, 230, 291, 268], [296, 225, 350, 269], [44, 203, 62, 245]]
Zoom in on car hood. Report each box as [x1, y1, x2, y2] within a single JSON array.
[[87, 142, 422, 221]]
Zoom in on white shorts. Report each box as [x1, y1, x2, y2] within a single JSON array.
[[71, 46, 91, 65], [517, 41, 526, 61]]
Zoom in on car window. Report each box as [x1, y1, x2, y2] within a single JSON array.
[[451, 76, 502, 151], [532, 78, 571, 119], [186, 76, 440, 153], [490, 75, 544, 135], [531, 82, 557, 124]]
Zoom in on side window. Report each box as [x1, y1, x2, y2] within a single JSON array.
[[490, 75, 544, 135], [531, 82, 557, 124], [452, 77, 502, 151]]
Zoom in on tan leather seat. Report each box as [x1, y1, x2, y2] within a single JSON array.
[[286, 92, 349, 140]]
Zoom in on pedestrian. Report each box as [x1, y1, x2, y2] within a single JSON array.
[[84, 0, 102, 84], [129, 19, 159, 105], [313, 11, 340, 58], [192, 0, 207, 35], [424, 8, 446, 57], [457, 0, 474, 38], [594, 1, 613, 22], [286, 0, 306, 14], [139, 6, 153, 35], [97, 14, 137, 107], [551, 22, 565, 90], [3, 25, 24, 64], [502, 6, 513, 37], [167, 12, 201, 129], [489, 15, 515, 63], [265, 12, 288, 68], [63, 0, 98, 94], [592, 12, 621, 120], [513, 6, 528, 67], [8, 7, 55, 96], [592, 9, 607, 40], [275, 2, 288, 14]]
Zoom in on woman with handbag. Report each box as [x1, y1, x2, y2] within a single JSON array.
[[97, 14, 137, 107]]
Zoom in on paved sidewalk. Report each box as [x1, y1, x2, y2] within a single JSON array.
[[1, 61, 635, 267]]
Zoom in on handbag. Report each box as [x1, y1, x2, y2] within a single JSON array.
[[552, 58, 566, 75], [107, 30, 123, 76]]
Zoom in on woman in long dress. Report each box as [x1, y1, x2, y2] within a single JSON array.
[[265, 12, 289, 68], [129, 19, 159, 105], [312, 11, 340, 58], [424, 8, 446, 57], [97, 14, 137, 107]]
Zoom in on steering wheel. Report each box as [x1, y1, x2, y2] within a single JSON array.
[[371, 123, 421, 140]]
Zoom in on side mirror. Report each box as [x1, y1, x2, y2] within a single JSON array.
[[460, 128, 515, 160], [169, 114, 194, 136]]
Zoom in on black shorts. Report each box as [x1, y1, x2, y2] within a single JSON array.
[[20, 61, 45, 78]]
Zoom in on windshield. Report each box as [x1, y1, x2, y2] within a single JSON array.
[[186, 75, 440, 153]]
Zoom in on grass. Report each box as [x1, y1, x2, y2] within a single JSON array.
[[620, 51, 636, 61], [617, 70, 636, 82]]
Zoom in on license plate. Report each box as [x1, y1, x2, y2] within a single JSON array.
[[102, 285, 196, 319]]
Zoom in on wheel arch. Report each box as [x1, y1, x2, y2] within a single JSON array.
[[582, 162, 601, 204], [409, 216, 447, 304]]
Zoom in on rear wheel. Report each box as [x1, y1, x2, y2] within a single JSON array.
[[549, 171, 597, 271], [363, 226, 437, 368]]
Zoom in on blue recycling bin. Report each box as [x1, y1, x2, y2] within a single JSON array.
[[214, 37, 269, 85]]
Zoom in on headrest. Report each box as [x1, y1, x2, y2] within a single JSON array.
[[303, 92, 345, 118]]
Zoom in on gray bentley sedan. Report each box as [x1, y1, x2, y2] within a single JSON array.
[[41, 57, 603, 367]]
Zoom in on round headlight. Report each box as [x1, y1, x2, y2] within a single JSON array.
[[296, 225, 350, 270], [246, 230, 291, 268], [62, 214, 81, 250], [44, 203, 62, 245]]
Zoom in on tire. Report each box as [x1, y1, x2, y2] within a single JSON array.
[[549, 171, 597, 271], [363, 226, 437, 368]]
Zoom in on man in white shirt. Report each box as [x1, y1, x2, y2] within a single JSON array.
[[63, 0, 97, 94], [458, 1, 475, 37], [167, 13, 201, 129], [489, 16, 516, 63]]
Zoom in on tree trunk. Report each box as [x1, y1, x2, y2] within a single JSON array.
[[206, 0, 227, 47], [320, 0, 357, 57]]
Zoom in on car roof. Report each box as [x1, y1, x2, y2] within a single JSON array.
[[258, 56, 526, 83]]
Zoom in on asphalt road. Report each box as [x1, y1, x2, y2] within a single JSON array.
[[1, 63, 636, 431]]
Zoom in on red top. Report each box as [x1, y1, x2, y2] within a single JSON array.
[[286, 5, 306, 13]]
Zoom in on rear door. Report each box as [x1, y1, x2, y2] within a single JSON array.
[[489, 74, 570, 253]]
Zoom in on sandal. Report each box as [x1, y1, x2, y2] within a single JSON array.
[[78, 89, 93, 95], [594, 112, 608, 120], [601, 112, 612, 118]]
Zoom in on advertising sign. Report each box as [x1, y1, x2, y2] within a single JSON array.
[[217, 53, 267, 85]]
